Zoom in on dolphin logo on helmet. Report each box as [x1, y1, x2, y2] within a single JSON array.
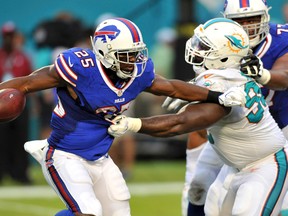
[[225, 34, 249, 53]]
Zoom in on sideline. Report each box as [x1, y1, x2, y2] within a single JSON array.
[[0, 182, 183, 199]]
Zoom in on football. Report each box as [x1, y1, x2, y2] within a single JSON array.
[[0, 88, 26, 123]]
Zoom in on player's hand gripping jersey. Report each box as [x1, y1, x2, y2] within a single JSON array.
[[195, 68, 287, 169], [48, 47, 155, 160]]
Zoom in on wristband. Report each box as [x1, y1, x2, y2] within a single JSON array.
[[206, 91, 222, 104], [257, 69, 271, 85], [128, 117, 142, 132]]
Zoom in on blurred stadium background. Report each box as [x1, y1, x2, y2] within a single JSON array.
[[0, 0, 287, 215]]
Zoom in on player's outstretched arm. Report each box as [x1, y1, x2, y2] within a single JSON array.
[[146, 75, 221, 104], [0, 65, 63, 94], [147, 75, 246, 107], [267, 70, 288, 90], [162, 86, 246, 112], [108, 103, 229, 138]]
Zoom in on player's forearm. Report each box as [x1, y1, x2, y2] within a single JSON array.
[[149, 76, 221, 104], [265, 70, 288, 90], [0, 77, 30, 94], [168, 79, 221, 103], [0, 65, 59, 94], [138, 114, 188, 137], [138, 103, 227, 137], [108, 103, 227, 138]]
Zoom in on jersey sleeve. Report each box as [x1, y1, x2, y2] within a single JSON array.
[[54, 48, 79, 87], [141, 58, 155, 89], [270, 23, 288, 59], [195, 71, 230, 92], [197, 69, 249, 122]]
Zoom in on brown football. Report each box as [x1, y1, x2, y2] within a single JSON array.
[[0, 88, 26, 123]]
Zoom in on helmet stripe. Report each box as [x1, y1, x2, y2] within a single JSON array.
[[203, 18, 236, 29], [116, 18, 140, 42], [239, 0, 250, 8]]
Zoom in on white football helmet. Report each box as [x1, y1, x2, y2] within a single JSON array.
[[185, 18, 250, 73], [223, 0, 271, 48], [91, 18, 148, 79]]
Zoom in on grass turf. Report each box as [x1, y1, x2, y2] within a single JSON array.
[[0, 159, 186, 216]]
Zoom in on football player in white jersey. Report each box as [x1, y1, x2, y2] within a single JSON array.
[[108, 18, 288, 216], [164, 0, 288, 215], [187, 0, 288, 214]]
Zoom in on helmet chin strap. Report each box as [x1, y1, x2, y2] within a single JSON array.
[[249, 35, 261, 49], [111, 63, 131, 79], [193, 65, 206, 74], [116, 67, 133, 79], [116, 71, 130, 79]]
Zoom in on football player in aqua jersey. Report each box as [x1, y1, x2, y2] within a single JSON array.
[[0, 18, 245, 216], [180, 0, 288, 215], [108, 17, 288, 216]]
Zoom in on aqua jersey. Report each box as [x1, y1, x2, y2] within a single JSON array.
[[254, 23, 288, 129], [47, 47, 155, 160]]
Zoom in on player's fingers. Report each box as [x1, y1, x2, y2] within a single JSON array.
[[162, 97, 173, 108], [167, 99, 182, 111]]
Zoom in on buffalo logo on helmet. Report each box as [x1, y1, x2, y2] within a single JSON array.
[[225, 34, 248, 53], [94, 25, 120, 43]]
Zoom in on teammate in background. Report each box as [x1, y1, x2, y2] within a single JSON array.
[[240, 55, 288, 90], [108, 18, 288, 216], [0, 18, 243, 216]]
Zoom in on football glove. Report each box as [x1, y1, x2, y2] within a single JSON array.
[[162, 97, 189, 112], [108, 115, 142, 137], [240, 53, 271, 85], [218, 86, 247, 107], [162, 78, 197, 112]]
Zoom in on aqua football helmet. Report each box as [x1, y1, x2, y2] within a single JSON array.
[[223, 0, 270, 48], [91, 18, 148, 79], [185, 18, 249, 73]]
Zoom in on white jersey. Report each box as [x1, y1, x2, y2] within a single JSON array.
[[195, 68, 286, 169]]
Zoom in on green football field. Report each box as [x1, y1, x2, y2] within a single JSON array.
[[0, 160, 186, 216]]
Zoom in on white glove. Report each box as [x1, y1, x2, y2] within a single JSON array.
[[162, 78, 196, 111], [218, 86, 247, 107], [108, 115, 142, 137], [162, 97, 188, 112], [240, 53, 271, 85]]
